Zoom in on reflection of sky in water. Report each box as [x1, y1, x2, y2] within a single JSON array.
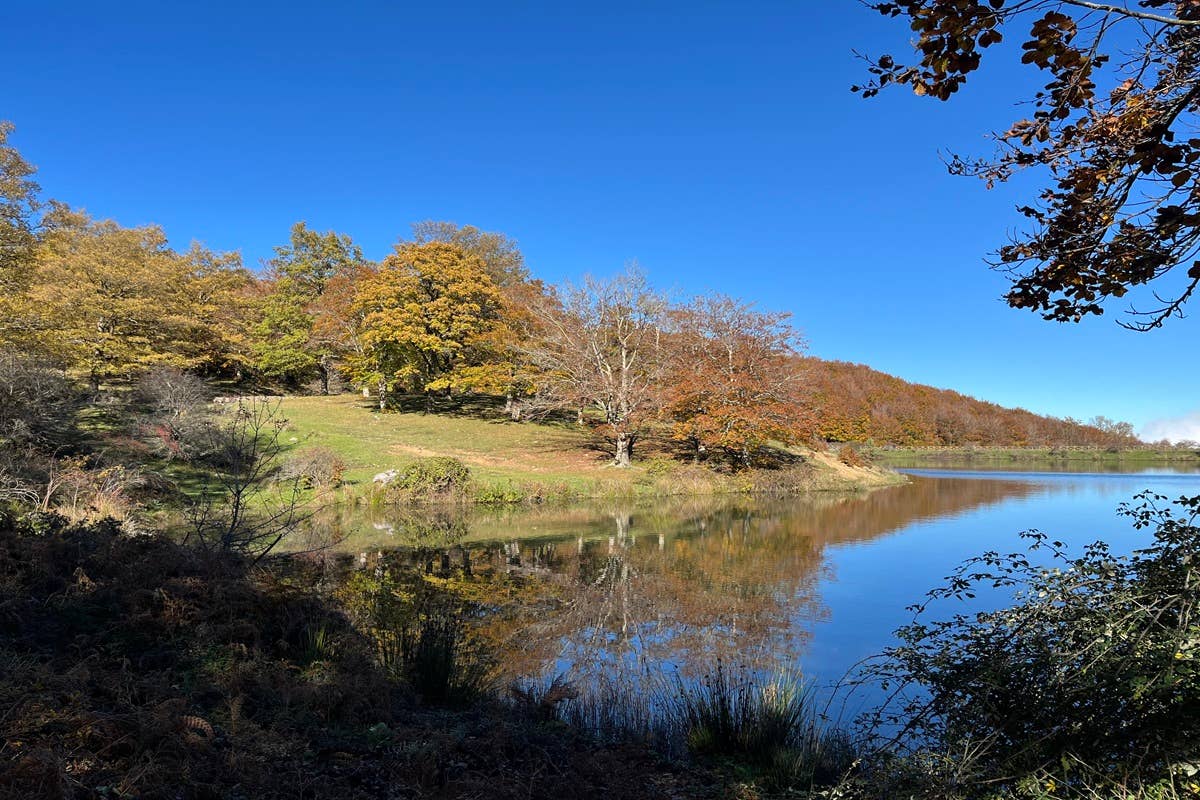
[[808, 470, 1200, 715]]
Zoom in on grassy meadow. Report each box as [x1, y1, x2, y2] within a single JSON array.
[[277, 394, 906, 503]]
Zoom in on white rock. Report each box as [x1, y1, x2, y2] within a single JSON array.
[[373, 469, 399, 485]]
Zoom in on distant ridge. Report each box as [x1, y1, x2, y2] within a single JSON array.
[[799, 357, 1140, 448]]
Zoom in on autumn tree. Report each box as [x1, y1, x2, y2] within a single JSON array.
[[184, 244, 259, 380], [858, 1, 1200, 329], [18, 210, 211, 390], [406, 223, 544, 417], [525, 267, 668, 467], [0, 122, 40, 295], [666, 296, 814, 466], [254, 222, 370, 391], [350, 241, 505, 409], [409, 220, 530, 287]]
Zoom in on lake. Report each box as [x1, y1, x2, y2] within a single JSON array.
[[311, 467, 1200, 715]]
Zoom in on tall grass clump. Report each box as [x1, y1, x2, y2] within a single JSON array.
[[670, 664, 856, 788], [675, 663, 801, 757], [399, 609, 494, 707], [516, 672, 671, 747]]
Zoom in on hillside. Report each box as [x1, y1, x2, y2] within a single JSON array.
[[798, 357, 1142, 449]]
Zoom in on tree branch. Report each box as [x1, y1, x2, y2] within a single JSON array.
[[1059, 0, 1200, 26]]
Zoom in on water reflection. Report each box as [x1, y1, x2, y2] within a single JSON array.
[[306, 475, 1056, 694]]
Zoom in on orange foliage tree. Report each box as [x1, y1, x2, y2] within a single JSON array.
[[665, 296, 815, 466]]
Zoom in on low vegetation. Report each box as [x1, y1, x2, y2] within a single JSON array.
[[847, 492, 1200, 799], [0, 518, 704, 800]]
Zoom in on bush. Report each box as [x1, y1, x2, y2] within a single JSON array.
[[389, 457, 471, 500], [642, 457, 677, 478], [838, 444, 867, 468], [0, 350, 78, 450], [860, 492, 1200, 798], [134, 367, 210, 418], [134, 367, 216, 462], [474, 481, 527, 505], [281, 445, 346, 489]]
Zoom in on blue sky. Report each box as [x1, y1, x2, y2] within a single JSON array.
[[5, 1, 1196, 436]]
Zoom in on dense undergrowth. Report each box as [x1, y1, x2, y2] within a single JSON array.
[[0, 515, 716, 800]]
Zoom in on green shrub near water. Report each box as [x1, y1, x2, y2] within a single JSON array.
[[381, 456, 472, 501], [857, 491, 1200, 799]]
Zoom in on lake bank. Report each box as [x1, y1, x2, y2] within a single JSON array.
[[867, 444, 1200, 472], [8, 466, 1198, 798]]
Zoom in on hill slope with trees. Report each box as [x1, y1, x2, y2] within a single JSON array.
[[799, 357, 1147, 449]]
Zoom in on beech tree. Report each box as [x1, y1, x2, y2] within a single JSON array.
[[0, 122, 39, 293], [350, 241, 505, 409], [409, 220, 530, 287], [858, 1, 1200, 329], [184, 244, 259, 380], [254, 222, 370, 391], [21, 211, 208, 390], [667, 296, 814, 466], [525, 268, 667, 467]]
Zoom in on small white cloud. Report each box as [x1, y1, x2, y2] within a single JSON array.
[[1141, 410, 1200, 444]]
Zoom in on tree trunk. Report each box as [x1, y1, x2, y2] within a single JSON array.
[[614, 432, 632, 467], [377, 380, 388, 411], [317, 359, 330, 395]]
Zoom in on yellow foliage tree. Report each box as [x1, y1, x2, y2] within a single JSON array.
[[14, 210, 239, 389], [350, 241, 504, 408]]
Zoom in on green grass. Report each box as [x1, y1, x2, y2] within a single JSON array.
[[279, 394, 620, 493], [279, 394, 903, 502]]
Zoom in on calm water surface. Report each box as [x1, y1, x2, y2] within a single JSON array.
[[316, 468, 1200, 707]]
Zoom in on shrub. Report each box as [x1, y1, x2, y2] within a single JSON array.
[[389, 457, 471, 500], [134, 367, 217, 462], [134, 367, 210, 418], [643, 457, 677, 478], [183, 398, 310, 562], [838, 444, 867, 468], [860, 491, 1200, 798], [474, 481, 527, 505], [0, 350, 78, 450], [281, 446, 346, 489]]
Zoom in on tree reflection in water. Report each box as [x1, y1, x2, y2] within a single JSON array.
[[313, 476, 1041, 708]]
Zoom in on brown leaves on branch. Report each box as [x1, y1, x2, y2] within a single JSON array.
[[859, 0, 1200, 329]]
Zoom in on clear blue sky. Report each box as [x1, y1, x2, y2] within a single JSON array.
[[5, 1, 1196, 436]]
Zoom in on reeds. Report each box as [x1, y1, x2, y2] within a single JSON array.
[[512, 662, 857, 790]]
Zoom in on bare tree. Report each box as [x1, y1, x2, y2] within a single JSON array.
[[524, 267, 667, 467], [0, 350, 77, 450], [183, 398, 312, 563]]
